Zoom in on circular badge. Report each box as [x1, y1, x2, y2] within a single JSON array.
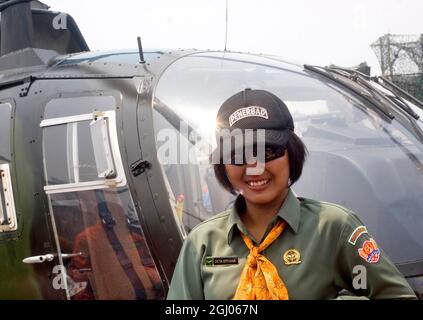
[[283, 249, 302, 265]]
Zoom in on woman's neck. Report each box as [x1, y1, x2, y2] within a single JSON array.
[[241, 189, 289, 241]]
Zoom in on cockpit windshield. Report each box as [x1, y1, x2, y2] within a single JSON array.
[[153, 52, 423, 265]]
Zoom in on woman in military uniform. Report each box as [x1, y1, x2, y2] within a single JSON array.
[[167, 89, 416, 300]]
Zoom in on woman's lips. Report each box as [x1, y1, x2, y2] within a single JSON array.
[[245, 179, 271, 191]]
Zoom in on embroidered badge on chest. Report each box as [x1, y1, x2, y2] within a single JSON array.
[[358, 238, 380, 264], [283, 249, 301, 265], [205, 256, 239, 266]]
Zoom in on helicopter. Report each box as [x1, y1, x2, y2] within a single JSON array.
[[0, 0, 422, 300]]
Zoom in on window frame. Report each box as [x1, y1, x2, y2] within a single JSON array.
[[41, 111, 126, 194]]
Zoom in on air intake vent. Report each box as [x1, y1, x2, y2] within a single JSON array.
[[0, 0, 89, 70]]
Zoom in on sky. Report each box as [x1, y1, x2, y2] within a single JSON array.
[[47, 0, 422, 75]]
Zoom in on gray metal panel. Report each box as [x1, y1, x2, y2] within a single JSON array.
[[0, 77, 64, 298], [44, 95, 116, 119], [0, 48, 56, 71], [0, 101, 12, 162]]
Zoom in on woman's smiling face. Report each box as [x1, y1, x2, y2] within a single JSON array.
[[225, 152, 290, 206]]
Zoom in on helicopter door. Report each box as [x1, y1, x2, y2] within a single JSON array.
[[39, 107, 164, 299]]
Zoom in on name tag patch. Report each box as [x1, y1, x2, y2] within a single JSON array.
[[205, 256, 239, 266]]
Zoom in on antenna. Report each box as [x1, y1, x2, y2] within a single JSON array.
[[224, 0, 228, 51], [137, 36, 145, 64]]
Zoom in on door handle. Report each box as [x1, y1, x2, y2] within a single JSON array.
[[22, 254, 54, 264], [22, 252, 82, 264]]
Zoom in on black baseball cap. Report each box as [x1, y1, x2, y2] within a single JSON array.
[[214, 89, 294, 161]]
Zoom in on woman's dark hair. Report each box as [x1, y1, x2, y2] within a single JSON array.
[[213, 131, 308, 195]]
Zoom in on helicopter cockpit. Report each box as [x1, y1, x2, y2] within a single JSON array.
[[151, 52, 423, 277]]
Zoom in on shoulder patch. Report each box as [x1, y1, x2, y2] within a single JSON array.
[[348, 226, 368, 245], [358, 238, 380, 264]]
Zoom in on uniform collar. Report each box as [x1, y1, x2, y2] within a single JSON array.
[[226, 188, 301, 245]]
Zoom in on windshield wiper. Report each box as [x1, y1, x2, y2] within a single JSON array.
[[376, 76, 423, 112], [305, 64, 423, 144], [304, 65, 395, 121], [328, 66, 420, 120]]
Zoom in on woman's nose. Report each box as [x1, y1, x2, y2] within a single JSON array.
[[244, 158, 266, 175], [245, 156, 258, 166]]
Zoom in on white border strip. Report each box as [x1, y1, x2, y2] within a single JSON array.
[[0, 163, 18, 232], [40, 113, 94, 127]]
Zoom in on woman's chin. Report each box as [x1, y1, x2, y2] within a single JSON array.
[[241, 186, 288, 207], [243, 191, 276, 205]]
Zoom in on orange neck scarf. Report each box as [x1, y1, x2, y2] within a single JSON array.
[[233, 219, 289, 300]]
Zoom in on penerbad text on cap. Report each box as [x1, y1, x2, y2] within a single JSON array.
[[229, 106, 269, 127]]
